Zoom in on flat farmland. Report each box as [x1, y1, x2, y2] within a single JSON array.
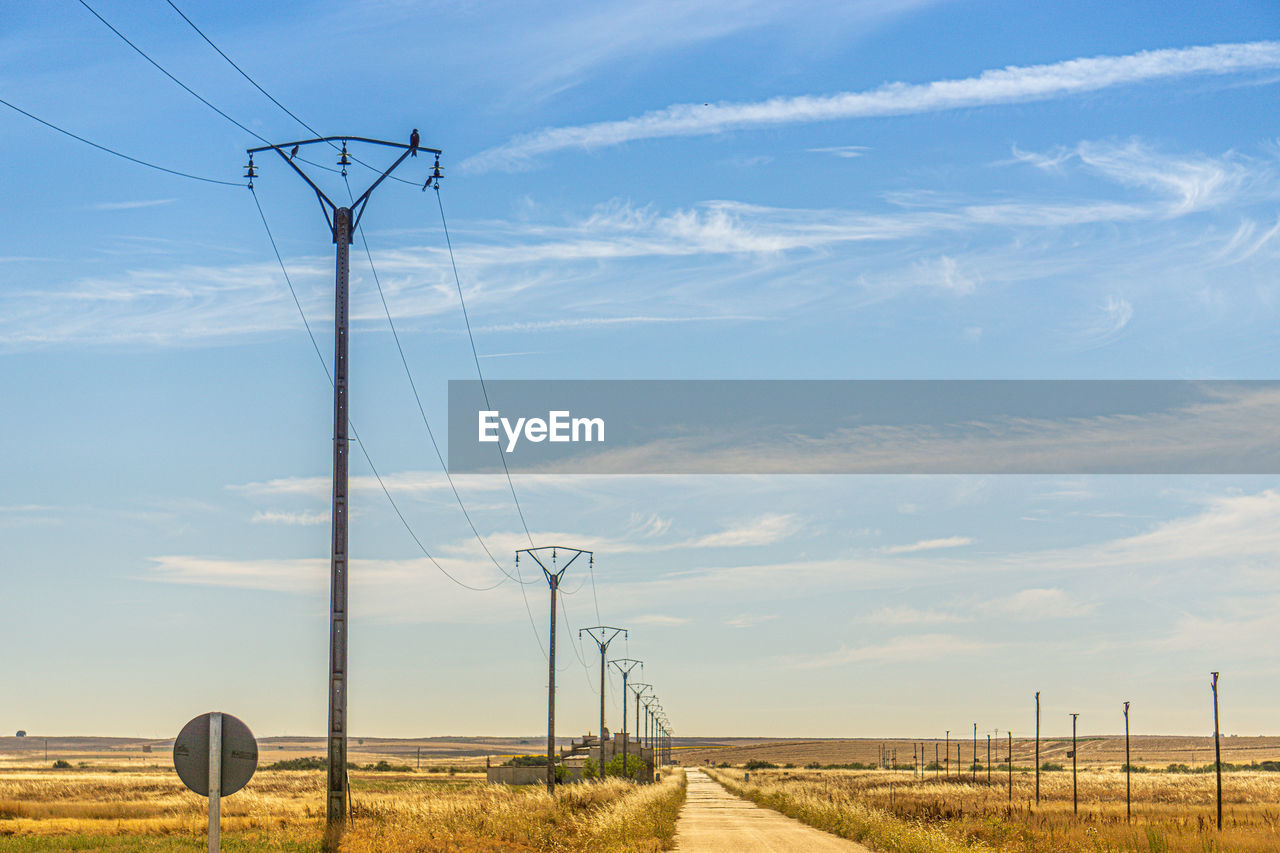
[[0, 763, 686, 851], [676, 735, 1280, 769], [0, 735, 549, 773], [708, 766, 1280, 853]]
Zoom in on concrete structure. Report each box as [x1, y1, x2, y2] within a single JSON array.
[[565, 731, 655, 782], [487, 764, 584, 785], [485, 731, 655, 785]]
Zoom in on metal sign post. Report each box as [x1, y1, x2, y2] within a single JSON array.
[[174, 711, 257, 853], [208, 712, 222, 853]]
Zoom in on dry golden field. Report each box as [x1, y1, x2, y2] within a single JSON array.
[[708, 766, 1280, 853], [679, 735, 1280, 769], [0, 762, 686, 852]]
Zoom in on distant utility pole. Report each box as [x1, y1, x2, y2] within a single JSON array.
[[630, 682, 653, 752], [518, 546, 593, 794], [1123, 701, 1131, 823], [1007, 731, 1012, 804], [987, 734, 992, 784], [1071, 713, 1079, 815], [610, 658, 642, 779], [1212, 671, 1223, 831], [247, 132, 439, 844], [1035, 692, 1041, 806], [973, 723, 977, 782], [643, 696, 658, 751], [580, 626, 626, 778], [945, 731, 950, 777]]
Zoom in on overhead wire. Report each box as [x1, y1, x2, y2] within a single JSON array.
[[0, 96, 240, 186], [340, 175, 534, 586], [558, 590, 597, 688], [340, 175, 551, 661], [249, 185, 503, 593], [83, 0, 612, 665], [433, 186, 538, 547], [161, 0, 419, 187], [78, 0, 341, 176]]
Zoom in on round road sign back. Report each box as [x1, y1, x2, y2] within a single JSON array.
[[173, 712, 258, 796]]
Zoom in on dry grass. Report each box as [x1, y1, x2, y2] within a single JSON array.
[[708, 766, 1280, 853], [681, 736, 1280, 769], [0, 766, 686, 852]]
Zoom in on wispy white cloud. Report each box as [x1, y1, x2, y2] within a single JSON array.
[[864, 605, 964, 625], [1073, 294, 1133, 348], [809, 145, 869, 158], [725, 613, 778, 628], [880, 535, 973, 554], [794, 633, 997, 668], [464, 41, 1280, 171], [1013, 139, 1269, 216], [8, 140, 1273, 351], [87, 199, 177, 211], [684, 513, 800, 548], [629, 613, 689, 626], [980, 588, 1095, 620], [250, 509, 330, 526], [142, 554, 528, 622]]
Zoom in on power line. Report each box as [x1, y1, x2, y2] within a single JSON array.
[[77, 0, 267, 145], [0, 96, 240, 186], [434, 186, 537, 546], [341, 176, 533, 586], [248, 185, 503, 593], [161, 0, 420, 187], [78, 0, 341, 177], [340, 176, 550, 663], [164, 0, 318, 140]]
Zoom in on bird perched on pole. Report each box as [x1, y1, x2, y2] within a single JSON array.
[[409, 128, 420, 157], [289, 145, 299, 159]]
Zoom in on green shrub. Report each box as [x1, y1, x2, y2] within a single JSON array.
[[266, 756, 328, 771], [505, 754, 551, 767], [1040, 762, 1065, 771], [51, 760, 72, 769], [745, 759, 778, 770], [605, 753, 647, 779]]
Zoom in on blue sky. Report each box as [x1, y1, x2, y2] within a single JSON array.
[[3, 0, 1280, 740]]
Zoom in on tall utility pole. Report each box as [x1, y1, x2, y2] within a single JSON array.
[[580, 626, 626, 778], [945, 730, 950, 776], [1007, 731, 1013, 804], [1211, 672, 1223, 831], [518, 546, 593, 794], [610, 659, 642, 779], [973, 723, 977, 782], [1123, 701, 1131, 823], [630, 682, 652, 752], [1071, 713, 1079, 815], [1035, 692, 1041, 806], [642, 696, 658, 753], [247, 134, 439, 843]]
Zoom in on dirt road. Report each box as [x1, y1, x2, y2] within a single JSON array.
[[673, 768, 872, 852]]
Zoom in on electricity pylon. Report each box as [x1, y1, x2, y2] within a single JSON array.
[[629, 682, 652, 749], [610, 658, 642, 779], [246, 133, 440, 844], [579, 626, 626, 778], [518, 546, 593, 794], [642, 695, 658, 747]]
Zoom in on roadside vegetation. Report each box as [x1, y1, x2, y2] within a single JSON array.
[[0, 765, 686, 852], [706, 766, 1280, 852]]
